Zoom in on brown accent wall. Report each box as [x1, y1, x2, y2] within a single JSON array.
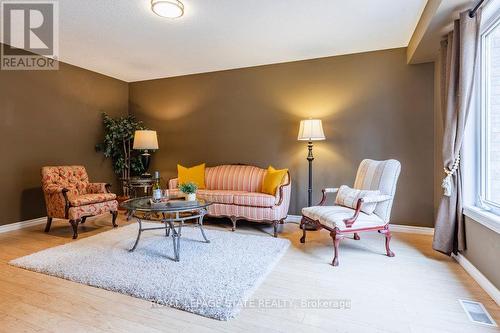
[[0, 51, 128, 225], [130, 48, 435, 226]]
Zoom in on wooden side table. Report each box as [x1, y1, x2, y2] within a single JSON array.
[[125, 177, 160, 198]]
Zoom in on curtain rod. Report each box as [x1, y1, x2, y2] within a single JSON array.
[[469, 0, 485, 17]]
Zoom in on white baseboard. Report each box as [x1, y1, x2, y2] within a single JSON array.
[[0, 216, 47, 234], [286, 215, 435, 235], [285, 215, 302, 223], [452, 253, 500, 306]]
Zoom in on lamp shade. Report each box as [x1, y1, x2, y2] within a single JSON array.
[[297, 119, 326, 141], [133, 130, 159, 150]]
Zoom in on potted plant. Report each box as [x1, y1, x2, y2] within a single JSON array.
[[179, 182, 198, 201], [95, 113, 147, 196]]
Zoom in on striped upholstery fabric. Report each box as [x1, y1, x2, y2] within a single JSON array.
[[197, 189, 243, 204], [205, 165, 266, 192], [207, 177, 292, 220], [169, 188, 244, 205], [334, 185, 380, 214], [353, 159, 401, 222], [168, 165, 266, 192], [233, 192, 276, 208], [208, 203, 285, 221], [168, 164, 291, 222], [168, 178, 178, 190], [302, 205, 385, 230]]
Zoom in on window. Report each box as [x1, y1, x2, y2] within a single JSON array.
[[462, 2, 500, 231], [480, 13, 500, 213]]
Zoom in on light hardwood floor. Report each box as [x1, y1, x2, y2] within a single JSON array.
[[0, 213, 498, 333]]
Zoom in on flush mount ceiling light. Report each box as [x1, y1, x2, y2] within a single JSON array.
[[151, 0, 184, 18]]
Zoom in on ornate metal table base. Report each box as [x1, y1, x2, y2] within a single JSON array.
[[129, 208, 210, 262]]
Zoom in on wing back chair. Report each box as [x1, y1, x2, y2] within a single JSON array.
[[300, 159, 401, 266], [41, 166, 118, 239]]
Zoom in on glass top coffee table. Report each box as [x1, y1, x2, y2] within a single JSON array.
[[120, 197, 213, 262]]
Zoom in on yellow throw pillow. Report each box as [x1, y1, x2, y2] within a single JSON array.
[[262, 166, 288, 195], [177, 163, 206, 189]]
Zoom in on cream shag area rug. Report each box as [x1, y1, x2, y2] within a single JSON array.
[[10, 223, 290, 320]]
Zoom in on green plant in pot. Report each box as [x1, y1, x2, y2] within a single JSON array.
[[95, 113, 147, 195], [179, 182, 198, 201]]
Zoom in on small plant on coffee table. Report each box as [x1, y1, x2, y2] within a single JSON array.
[[179, 182, 198, 201], [179, 182, 198, 194]]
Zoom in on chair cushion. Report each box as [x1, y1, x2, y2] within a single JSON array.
[[68, 200, 118, 220], [302, 205, 386, 231], [69, 193, 117, 207], [196, 189, 243, 204], [334, 185, 381, 214], [233, 192, 276, 208]]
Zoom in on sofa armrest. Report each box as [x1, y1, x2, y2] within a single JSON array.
[[169, 178, 179, 189], [275, 171, 291, 206]]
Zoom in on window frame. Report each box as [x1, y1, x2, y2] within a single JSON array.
[[463, 1, 500, 234], [479, 11, 500, 214]]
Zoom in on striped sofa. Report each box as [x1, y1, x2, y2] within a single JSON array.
[[168, 165, 291, 237]]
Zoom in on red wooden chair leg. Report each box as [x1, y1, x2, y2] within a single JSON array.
[[381, 227, 395, 257], [330, 229, 343, 266]]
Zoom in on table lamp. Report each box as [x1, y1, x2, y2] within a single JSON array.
[[298, 119, 326, 207], [133, 130, 159, 178]]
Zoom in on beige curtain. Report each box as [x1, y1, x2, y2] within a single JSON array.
[[433, 10, 481, 255]]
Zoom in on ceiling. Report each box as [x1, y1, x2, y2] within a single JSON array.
[[408, 0, 474, 64], [54, 0, 427, 82]]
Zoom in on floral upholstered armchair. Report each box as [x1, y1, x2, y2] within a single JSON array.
[[41, 166, 118, 239]]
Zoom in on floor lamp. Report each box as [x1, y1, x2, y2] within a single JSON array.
[[298, 119, 326, 213]]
